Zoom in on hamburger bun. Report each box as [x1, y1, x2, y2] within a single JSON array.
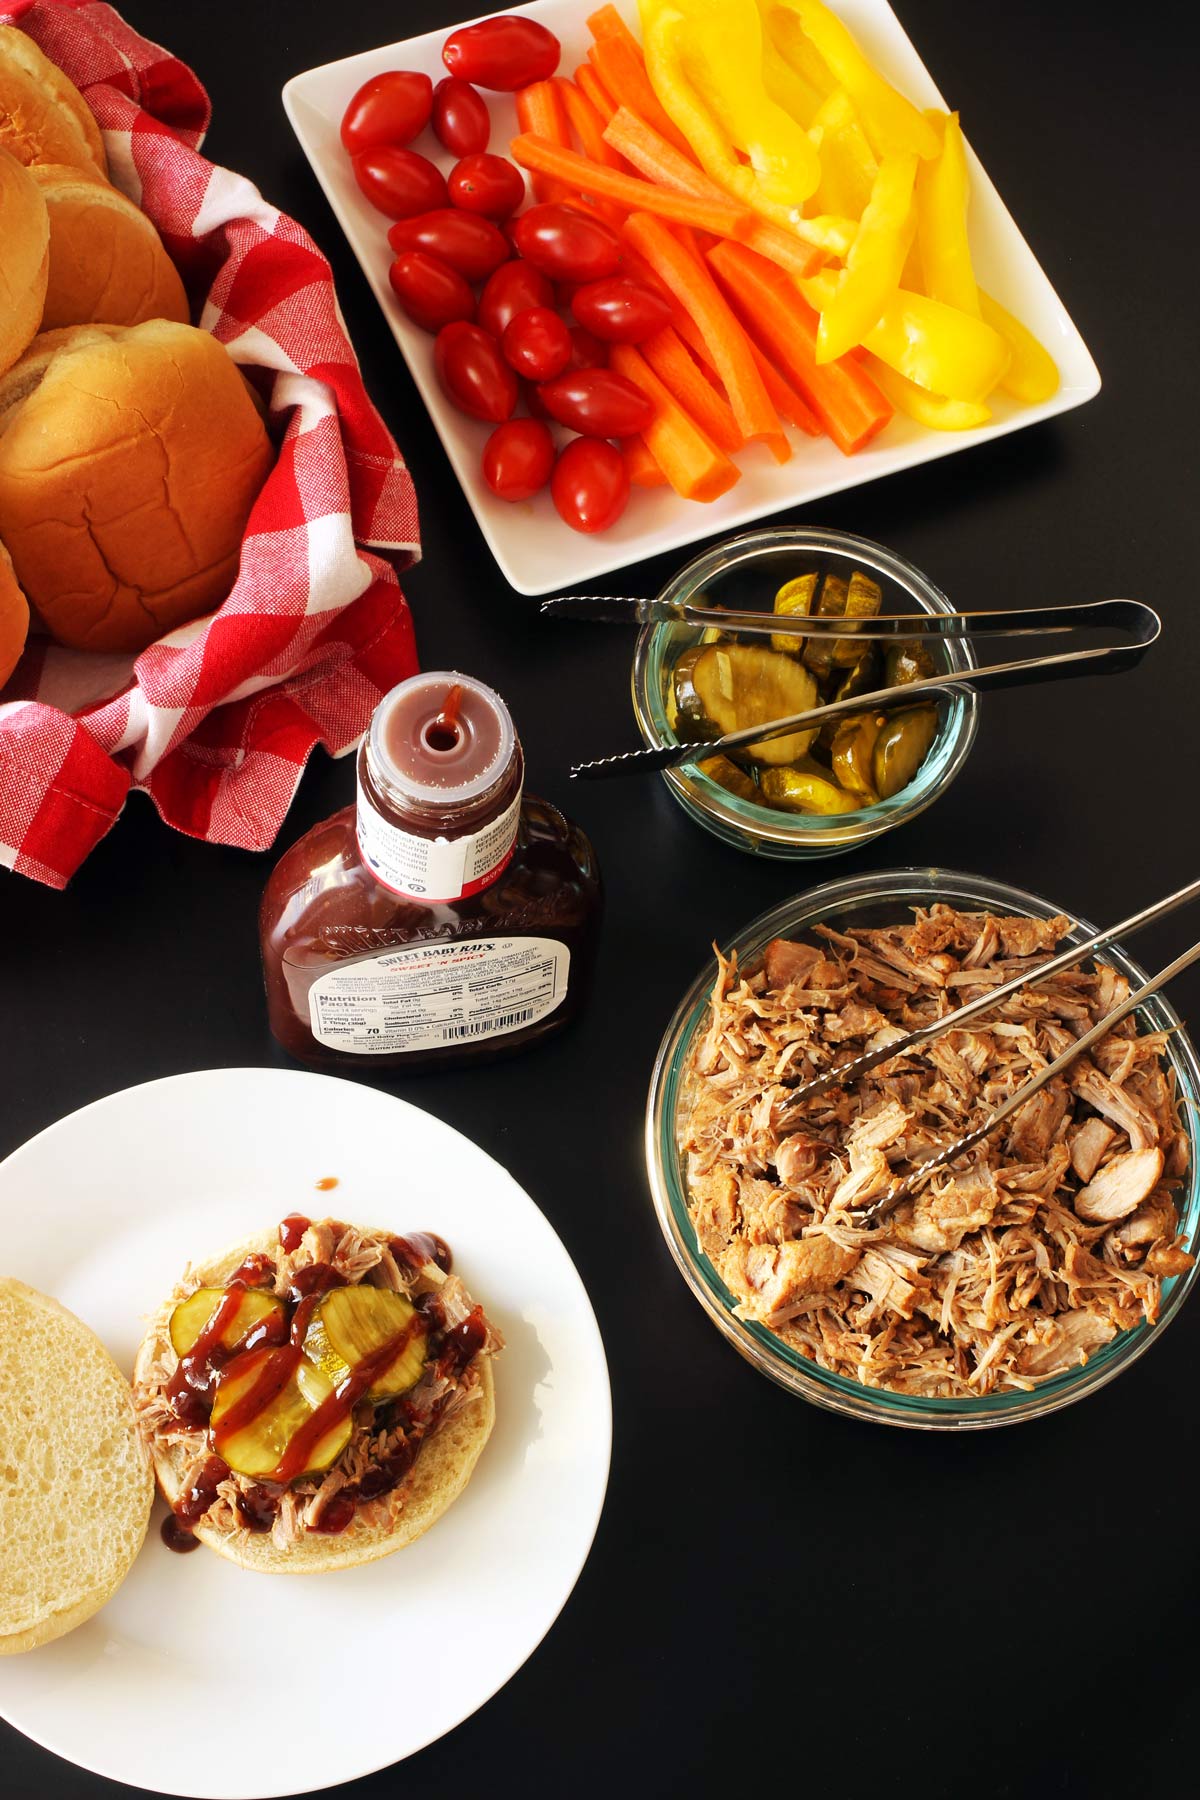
[[0, 537, 29, 687], [0, 320, 274, 654], [0, 25, 106, 176], [0, 1279, 153, 1655], [33, 163, 189, 330], [0, 146, 49, 374], [134, 1230, 497, 1575]]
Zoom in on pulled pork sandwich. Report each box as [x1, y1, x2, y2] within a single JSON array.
[[134, 1216, 501, 1571], [682, 906, 1194, 1398]]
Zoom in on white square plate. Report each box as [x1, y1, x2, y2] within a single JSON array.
[[283, 0, 1100, 595]]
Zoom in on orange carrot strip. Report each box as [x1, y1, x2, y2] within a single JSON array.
[[515, 81, 573, 202], [587, 34, 692, 156], [556, 76, 627, 169], [575, 61, 618, 124], [707, 240, 893, 455], [603, 106, 826, 278], [587, 4, 639, 49], [609, 344, 740, 501], [641, 325, 745, 453], [749, 343, 822, 437], [509, 135, 752, 237], [622, 433, 668, 487], [621, 213, 784, 456]]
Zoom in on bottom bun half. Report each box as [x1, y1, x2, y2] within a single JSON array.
[[134, 1231, 496, 1576]]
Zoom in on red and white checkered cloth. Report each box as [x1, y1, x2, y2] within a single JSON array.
[[0, 0, 421, 888]]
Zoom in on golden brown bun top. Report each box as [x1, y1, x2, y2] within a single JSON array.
[[0, 1279, 153, 1653], [0, 146, 49, 374], [0, 537, 29, 689], [0, 319, 274, 654], [33, 163, 189, 331], [0, 25, 106, 176]]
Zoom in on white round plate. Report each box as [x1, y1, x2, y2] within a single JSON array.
[[0, 1069, 611, 1797]]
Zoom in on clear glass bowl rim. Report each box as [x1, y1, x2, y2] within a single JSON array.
[[629, 526, 981, 850], [645, 866, 1200, 1431]]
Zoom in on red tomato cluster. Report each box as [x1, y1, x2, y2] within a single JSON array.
[[340, 16, 670, 534]]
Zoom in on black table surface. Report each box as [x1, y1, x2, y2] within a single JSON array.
[[4, 3, 1199, 1796]]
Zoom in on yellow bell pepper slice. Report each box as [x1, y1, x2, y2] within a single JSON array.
[[814, 150, 917, 362], [672, 0, 820, 206], [756, 5, 825, 125], [914, 110, 980, 315], [768, 0, 940, 160], [641, 4, 855, 253], [760, 3, 836, 102], [809, 88, 877, 219], [863, 354, 991, 431], [803, 269, 1010, 403], [979, 291, 1061, 403]]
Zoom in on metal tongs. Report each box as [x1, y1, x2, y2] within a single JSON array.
[[539, 596, 1161, 779], [779, 874, 1200, 1229]]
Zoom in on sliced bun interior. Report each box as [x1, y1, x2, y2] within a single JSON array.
[[0, 1279, 152, 1655]]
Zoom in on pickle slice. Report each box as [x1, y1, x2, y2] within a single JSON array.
[[690, 644, 819, 765], [873, 704, 940, 799], [211, 1348, 351, 1479], [303, 1286, 427, 1401], [802, 573, 848, 680], [832, 571, 883, 667], [833, 646, 882, 706], [771, 572, 817, 653], [760, 765, 862, 815], [698, 753, 760, 803], [169, 1286, 285, 1357], [885, 639, 936, 687], [831, 713, 885, 802], [672, 647, 720, 744]]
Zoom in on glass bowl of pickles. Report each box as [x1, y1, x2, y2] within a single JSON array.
[[630, 527, 979, 859]]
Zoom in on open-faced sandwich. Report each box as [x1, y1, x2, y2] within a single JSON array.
[[133, 1215, 501, 1572]]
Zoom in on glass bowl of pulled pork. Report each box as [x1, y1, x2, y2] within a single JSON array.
[[646, 869, 1200, 1428], [631, 528, 979, 859]]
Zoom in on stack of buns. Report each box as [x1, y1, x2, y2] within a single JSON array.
[[0, 27, 272, 677]]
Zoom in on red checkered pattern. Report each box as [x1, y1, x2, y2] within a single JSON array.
[[0, 0, 421, 888]]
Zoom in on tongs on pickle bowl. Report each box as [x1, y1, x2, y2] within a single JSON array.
[[540, 596, 1161, 780]]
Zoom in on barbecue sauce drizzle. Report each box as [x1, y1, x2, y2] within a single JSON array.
[[161, 1220, 475, 1552]]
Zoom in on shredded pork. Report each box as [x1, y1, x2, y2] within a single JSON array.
[[681, 906, 1194, 1397]]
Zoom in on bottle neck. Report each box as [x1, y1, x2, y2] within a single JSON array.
[[359, 732, 523, 836]]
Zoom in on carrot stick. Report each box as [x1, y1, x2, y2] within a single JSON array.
[[515, 81, 573, 202], [509, 135, 753, 237], [603, 106, 827, 278], [587, 33, 692, 156], [556, 77, 627, 170], [621, 212, 784, 456], [706, 239, 894, 455], [622, 433, 668, 487], [640, 325, 745, 453], [575, 61, 618, 124], [609, 344, 740, 501], [749, 343, 822, 436], [587, 3, 639, 49]]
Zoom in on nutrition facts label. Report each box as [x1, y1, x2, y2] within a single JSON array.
[[307, 935, 570, 1055]]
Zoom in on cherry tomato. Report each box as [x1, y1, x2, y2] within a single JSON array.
[[501, 307, 572, 381], [434, 320, 518, 422], [571, 277, 672, 344], [387, 210, 509, 281], [442, 17, 560, 92], [477, 259, 554, 338], [536, 368, 653, 438], [511, 204, 622, 282], [352, 146, 447, 219], [340, 71, 433, 153], [447, 152, 525, 220], [482, 418, 556, 502], [431, 76, 490, 156], [551, 438, 630, 534], [388, 250, 475, 333], [565, 325, 606, 370]]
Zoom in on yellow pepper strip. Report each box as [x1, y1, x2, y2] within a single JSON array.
[[673, 0, 820, 206], [770, 0, 940, 161], [760, 3, 836, 101], [914, 111, 980, 315], [809, 89, 877, 219], [640, 4, 855, 253], [979, 291, 1060, 403], [756, 12, 824, 125], [814, 150, 916, 362], [803, 268, 1011, 403], [863, 353, 991, 430]]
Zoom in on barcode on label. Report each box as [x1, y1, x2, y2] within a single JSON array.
[[441, 1007, 536, 1041]]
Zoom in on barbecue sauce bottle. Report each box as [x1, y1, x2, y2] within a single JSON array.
[[259, 673, 601, 1068]]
